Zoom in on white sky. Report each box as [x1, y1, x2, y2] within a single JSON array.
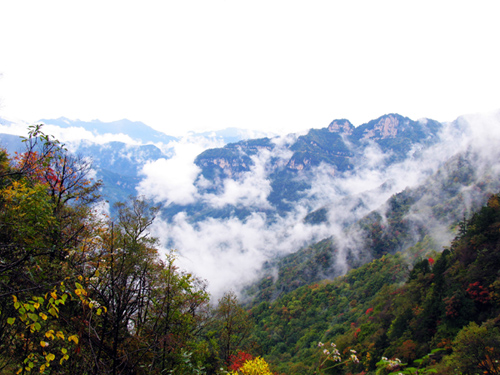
[[1, 1, 500, 136]]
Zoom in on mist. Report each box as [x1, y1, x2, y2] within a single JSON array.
[[140, 111, 500, 299], [3, 112, 500, 300]]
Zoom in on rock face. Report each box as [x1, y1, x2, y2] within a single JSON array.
[[328, 119, 355, 135], [195, 138, 275, 180], [196, 114, 442, 177], [192, 113, 443, 217], [362, 114, 403, 139]]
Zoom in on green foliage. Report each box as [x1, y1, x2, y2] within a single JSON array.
[[246, 253, 409, 373], [245, 238, 337, 303], [442, 320, 500, 374], [3, 126, 500, 374], [211, 291, 252, 367], [243, 193, 500, 373], [0, 128, 230, 374]]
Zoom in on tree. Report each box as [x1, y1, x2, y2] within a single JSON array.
[[0, 128, 216, 374], [213, 291, 252, 366], [77, 197, 210, 374], [445, 321, 500, 375], [0, 126, 102, 374]]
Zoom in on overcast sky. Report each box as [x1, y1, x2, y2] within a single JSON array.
[[1, 1, 500, 136]]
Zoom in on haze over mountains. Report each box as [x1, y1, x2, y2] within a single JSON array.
[[1, 110, 500, 298]]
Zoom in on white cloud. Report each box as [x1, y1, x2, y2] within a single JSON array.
[[0, 119, 143, 147], [149, 112, 500, 298], [41, 125, 142, 147], [153, 209, 332, 300], [202, 150, 273, 209], [136, 137, 221, 205]]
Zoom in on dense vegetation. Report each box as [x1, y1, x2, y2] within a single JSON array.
[[2, 126, 500, 374], [246, 194, 500, 374], [0, 127, 255, 374]]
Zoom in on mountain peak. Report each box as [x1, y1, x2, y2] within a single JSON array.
[[359, 113, 412, 140], [327, 119, 354, 135]]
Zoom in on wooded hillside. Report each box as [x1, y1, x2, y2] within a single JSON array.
[[2, 127, 500, 374]]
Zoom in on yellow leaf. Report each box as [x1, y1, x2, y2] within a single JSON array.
[[56, 331, 65, 340], [39, 313, 48, 321], [33, 302, 40, 309], [60, 354, 69, 365], [40, 341, 49, 347], [68, 335, 79, 345], [48, 307, 58, 318]]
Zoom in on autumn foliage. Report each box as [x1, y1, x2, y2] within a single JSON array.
[[2, 126, 500, 374]]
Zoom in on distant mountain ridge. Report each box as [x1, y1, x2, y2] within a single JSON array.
[[3, 110, 500, 310], [0, 117, 269, 207], [39, 117, 178, 144], [187, 113, 443, 219]]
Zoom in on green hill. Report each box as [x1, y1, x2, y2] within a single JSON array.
[[245, 193, 500, 374]]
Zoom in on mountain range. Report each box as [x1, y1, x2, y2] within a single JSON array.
[[2, 110, 500, 374], [1, 111, 499, 300]]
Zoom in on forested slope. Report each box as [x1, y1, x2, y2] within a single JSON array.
[[0, 127, 255, 374], [246, 146, 500, 306], [2, 126, 500, 375], [246, 193, 500, 374]]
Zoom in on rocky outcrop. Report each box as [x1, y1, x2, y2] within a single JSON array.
[[362, 114, 407, 140], [328, 120, 354, 135]]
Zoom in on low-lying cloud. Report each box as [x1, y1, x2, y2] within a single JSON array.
[[145, 111, 500, 299]]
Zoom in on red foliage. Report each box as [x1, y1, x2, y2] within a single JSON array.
[[365, 307, 374, 315], [466, 281, 491, 304], [354, 328, 361, 338], [228, 351, 254, 371], [428, 257, 435, 265]]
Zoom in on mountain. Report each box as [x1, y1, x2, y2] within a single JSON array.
[[39, 117, 178, 144], [245, 147, 500, 304], [246, 193, 500, 374], [0, 131, 171, 207], [161, 113, 443, 221], [2, 111, 499, 301], [192, 127, 275, 144], [75, 141, 172, 205], [2, 110, 500, 373], [0, 117, 276, 209]]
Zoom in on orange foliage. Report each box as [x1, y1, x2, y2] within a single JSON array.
[[229, 351, 254, 371]]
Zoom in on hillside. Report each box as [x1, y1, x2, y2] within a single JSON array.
[[1, 112, 500, 374], [244, 145, 500, 305], [246, 194, 500, 374], [3, 111, 498, 302]]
